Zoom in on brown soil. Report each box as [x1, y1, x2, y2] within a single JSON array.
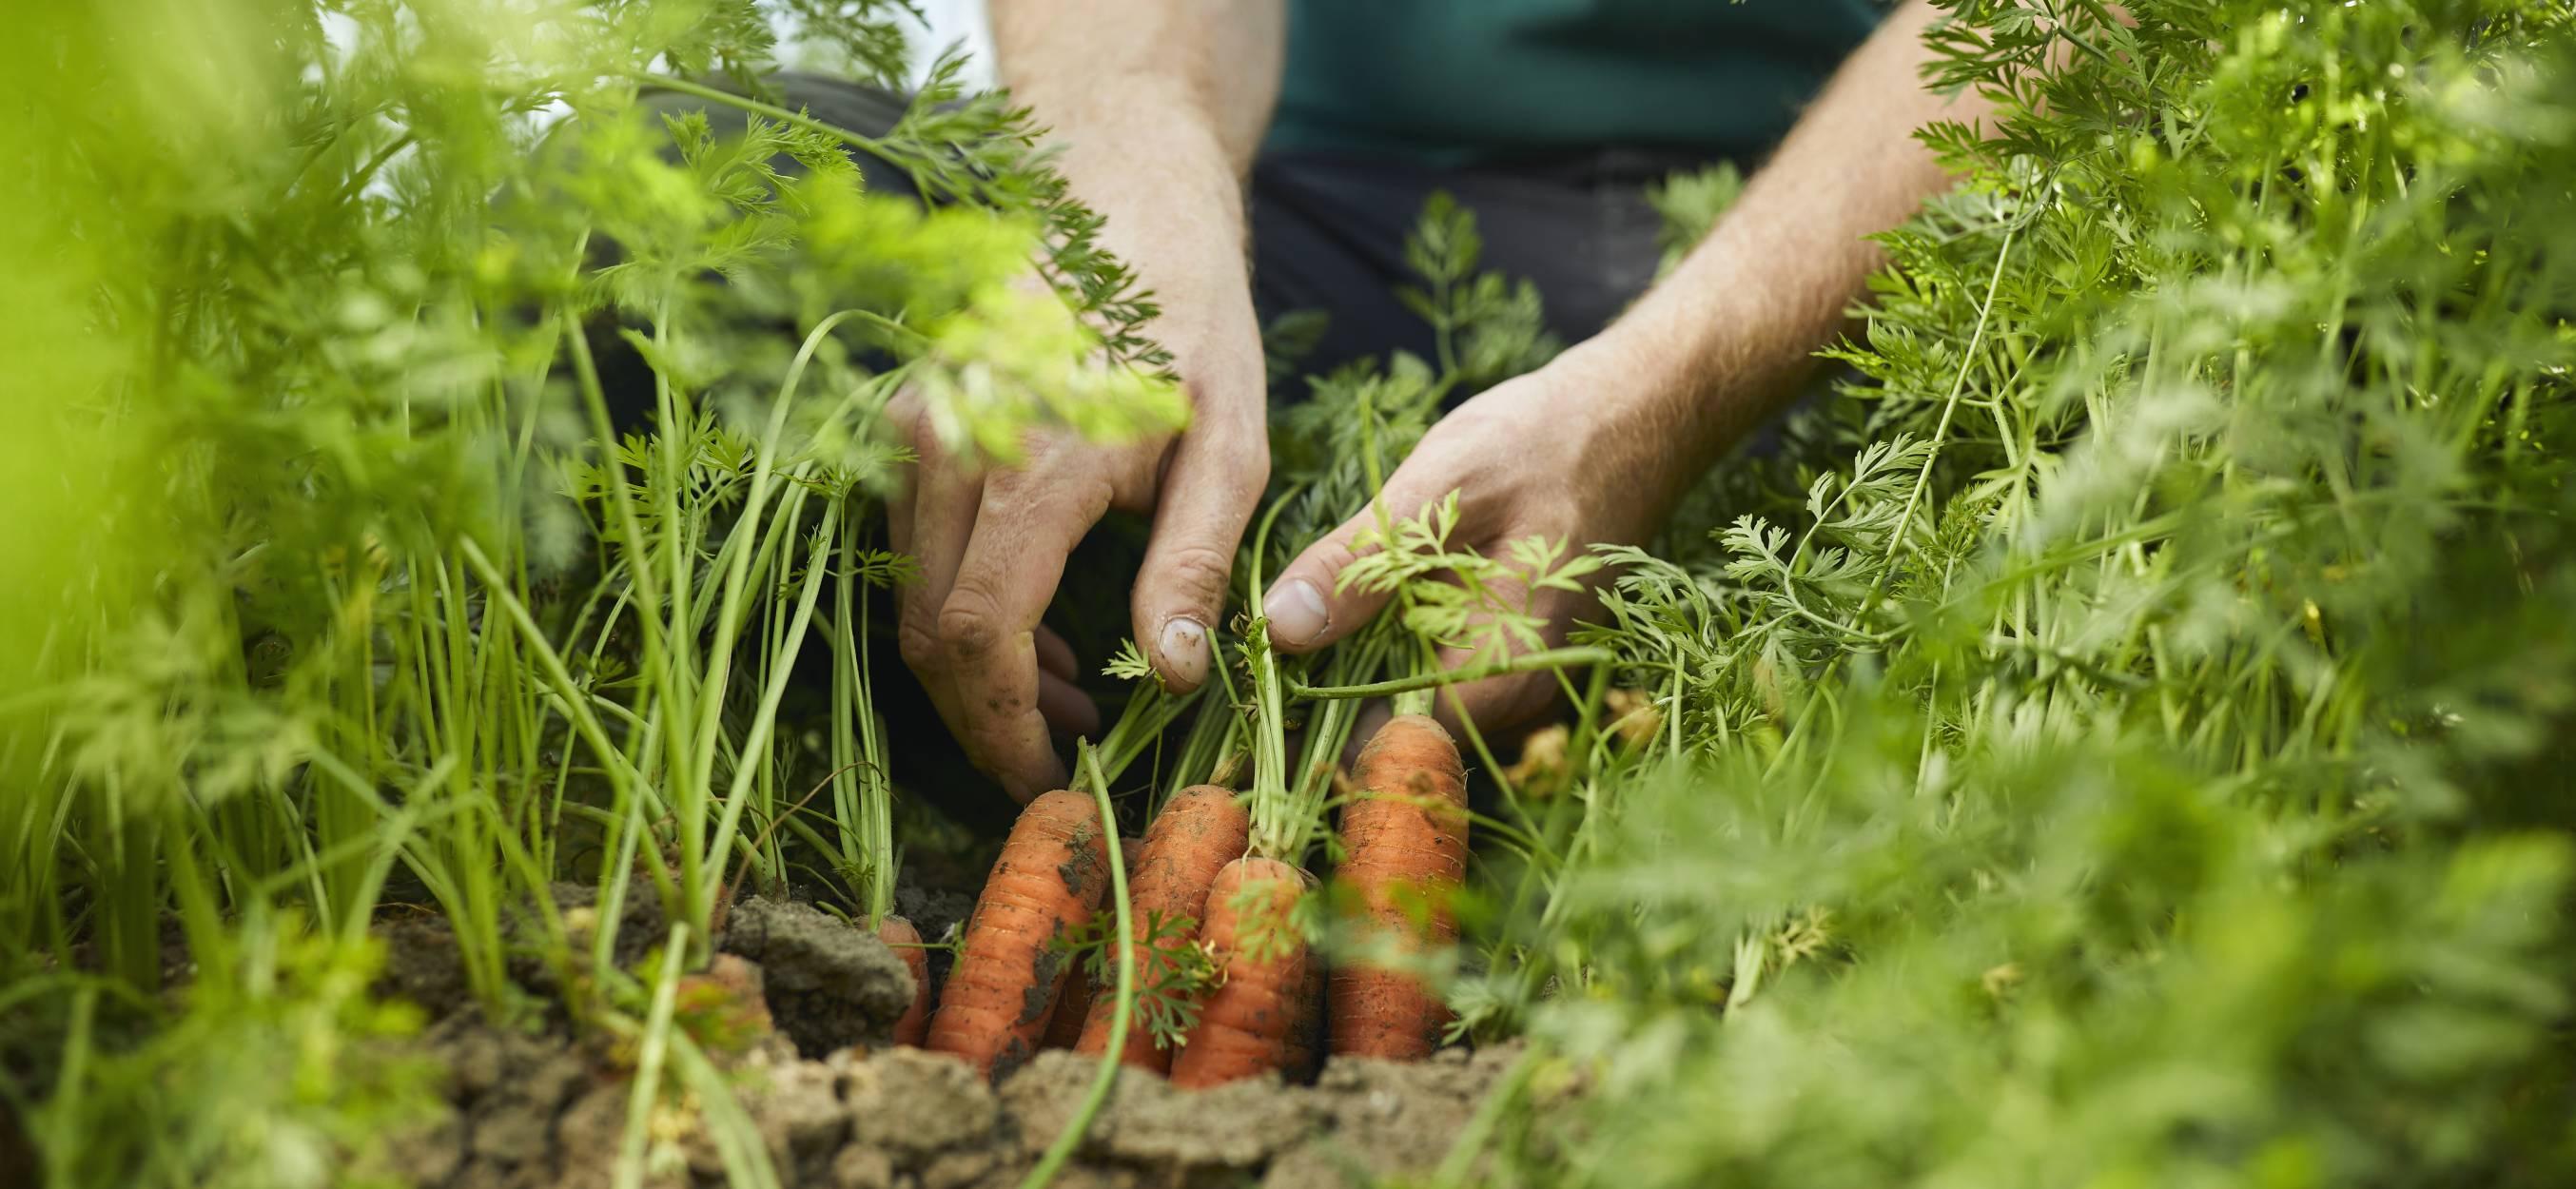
[[395, 1019, 1516, 1189], [376, 888, 1515, 1189], [721, 896, 917, 1058]]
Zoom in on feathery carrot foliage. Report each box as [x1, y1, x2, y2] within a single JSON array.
[[1438, 3, 2576, 1185]]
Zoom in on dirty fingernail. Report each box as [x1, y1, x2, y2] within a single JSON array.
[[1263, 579, 1329, 647], [1159, 616, 1210, 688]]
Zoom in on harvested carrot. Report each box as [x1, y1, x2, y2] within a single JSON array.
[[1170, 856, 1310, 1088], [1281, 950, 1326, 1082], [1042, 984, 1091, 1050], [924, 789, 1110, 1079], [1044, 837, 1146, 1051], [1076, 786, 1250, 1073], [875, 914, 933, 1046], [1329, 713, 1468, 1062]]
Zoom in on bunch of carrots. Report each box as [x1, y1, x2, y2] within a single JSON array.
[[877, 659, 1473, 1087]]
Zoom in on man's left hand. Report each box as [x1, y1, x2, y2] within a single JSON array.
[[1257, 339, 1698, 739]]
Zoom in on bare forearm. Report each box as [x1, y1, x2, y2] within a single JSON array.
[[989, 0, 1283, 308], [1593, 0, 1986, 486]]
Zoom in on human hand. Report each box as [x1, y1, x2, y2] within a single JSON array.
[[1259, 340, 1704, 740], [889, 294, 1268, 803]]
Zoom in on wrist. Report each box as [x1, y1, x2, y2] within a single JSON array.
[[1554, 328, 1724, 470], [1501, 338, 1709, 536], [1020, 80, 1248, 240], [1033, 113, 1254, 338], [1010, 113, 1259, 411]]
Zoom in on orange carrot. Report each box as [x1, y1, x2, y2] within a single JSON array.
[[1329, 713, 1467, 1062], [875, 914, 933, 1046], [1170, 856, 1310, 1088], [1043, 837, 1146, 1051], [1281, 950, 1326, 1082], [924, 789, 1110, 1079], [1075, 787, 1250, 1073]]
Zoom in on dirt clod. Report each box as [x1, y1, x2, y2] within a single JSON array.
[[1003, 1052, 1316, 1186], [377, 915, 476, 1018], [843, 1047, 1002, 1160], [719, 896, 915, 1057], [1264, 1045, 1523, 1189], [746, 1054, 851, 1181], [829, 1144, 896, 1189]]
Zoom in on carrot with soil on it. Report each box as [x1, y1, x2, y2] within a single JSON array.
[[1075, 786, 1250, 1071], [1169, 856, 1312, 1088], [1044, 836, 1146, 1050], [1330, 711, 1468, 1062], [1042, 977, 1089, 1050], [925, 789, 1111, 1079], [875, 915, 934, 1046], [1143, 492, 1346, 1089], [1281, 948, 1327, 1082]]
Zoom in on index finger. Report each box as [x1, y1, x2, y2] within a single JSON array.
[[935, 474, 1115, 800]]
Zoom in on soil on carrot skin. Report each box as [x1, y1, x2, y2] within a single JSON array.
[[375, 890, 1521, 1189]]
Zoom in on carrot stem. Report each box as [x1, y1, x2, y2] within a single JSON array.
[[1019, 745, 1136, 1189], [1290, 647, 1614, 701], [1071, 678, 1193, 797], [1236, 481, 1317, 857], [614, 922, 689, 1189]]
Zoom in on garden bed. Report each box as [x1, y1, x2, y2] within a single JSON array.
[[375, 888, 1515, 1189]]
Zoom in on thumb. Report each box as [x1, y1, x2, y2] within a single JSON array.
[[1135, 417, 1268, 693], [1259, 515, 1395, 656], [1261, 468, 1454, 654]]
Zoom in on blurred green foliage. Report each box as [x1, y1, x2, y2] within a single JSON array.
[[1456, 3, 2576, 1185], [0, 2, 1177, 1184]]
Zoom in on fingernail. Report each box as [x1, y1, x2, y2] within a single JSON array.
[[1263, 578, 1329, 647], [1159, 616, 1209, 688]]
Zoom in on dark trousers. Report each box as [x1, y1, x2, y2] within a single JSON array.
[[635, 73, 1700, 388]]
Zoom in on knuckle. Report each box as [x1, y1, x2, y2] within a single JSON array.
[[937, 586, 1006, 658], [979, 471, 1044, 517], [896, 609, 946, 673], [1311, 533, 1362, 575], [1156, 542, 1236, 611], [990, 467, 1109, 525]]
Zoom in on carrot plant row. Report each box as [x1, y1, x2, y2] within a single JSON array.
[[2, 2, 1186, 1185]]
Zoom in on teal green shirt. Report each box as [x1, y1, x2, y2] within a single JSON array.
[[1266, 1, 1888, 166]]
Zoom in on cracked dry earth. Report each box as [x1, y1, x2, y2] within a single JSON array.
[[379, 892, 1516, 1189]]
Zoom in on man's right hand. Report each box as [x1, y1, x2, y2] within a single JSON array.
[[886, 285, 1269, 803], [923, 0, 1284, 800]]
